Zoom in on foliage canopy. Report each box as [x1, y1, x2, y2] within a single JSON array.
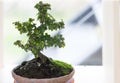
[[13, 1, 65, 58]]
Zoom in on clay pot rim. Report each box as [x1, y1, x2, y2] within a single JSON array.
[[12, 68, 75, 80]]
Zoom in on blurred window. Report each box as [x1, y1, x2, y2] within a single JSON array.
[[3, 0, 102, 66]]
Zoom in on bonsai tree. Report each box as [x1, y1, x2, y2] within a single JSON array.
[[13, 1, 65, 64], [12, 1, 73, 79]]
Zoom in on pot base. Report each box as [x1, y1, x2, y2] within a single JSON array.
[[14, 78, 74, 83]]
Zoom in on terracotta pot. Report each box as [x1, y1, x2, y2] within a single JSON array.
[[14, 78, 74, 83], [12, 69, 75, 83]]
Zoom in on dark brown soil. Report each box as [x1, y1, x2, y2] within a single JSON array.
[[14, 57, 73, 79]]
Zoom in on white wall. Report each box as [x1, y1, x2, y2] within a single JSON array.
[[102, 0, 120, 83], [0, 0, 3, 68]]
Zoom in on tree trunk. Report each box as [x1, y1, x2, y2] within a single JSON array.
[[38, 52, 49, 63]]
